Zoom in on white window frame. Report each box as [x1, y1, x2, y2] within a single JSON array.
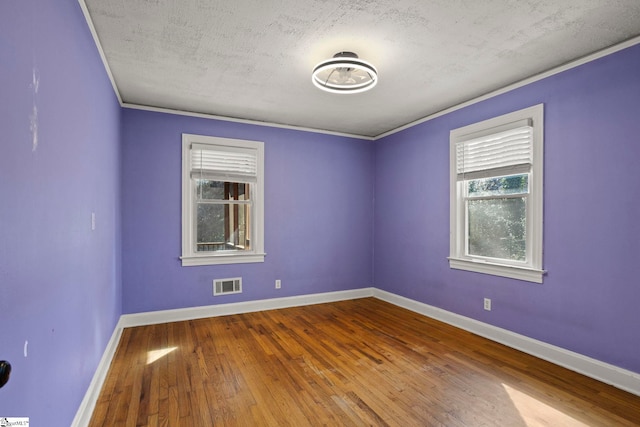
[[449, 104, 544, 283], [181, 134, 265, 266]]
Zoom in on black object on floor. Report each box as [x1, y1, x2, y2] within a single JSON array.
[[0, 360, 11, 388]]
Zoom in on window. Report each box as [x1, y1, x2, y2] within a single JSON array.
[[181, 134, 265, 266], [449, 104, 544, 283]]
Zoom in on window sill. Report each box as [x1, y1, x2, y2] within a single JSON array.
[[448, 257, 545, 283], [181, 252, 266, 266]]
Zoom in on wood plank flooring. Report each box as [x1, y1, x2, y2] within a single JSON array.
[[89, 298, 640, 426]]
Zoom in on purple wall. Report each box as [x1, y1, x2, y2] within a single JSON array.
[[120, 109, 374, 314], [374, 44, 640, 374], [0, 1, 121, 424]]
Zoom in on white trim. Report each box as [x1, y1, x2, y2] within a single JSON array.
[[77, 1, 123, 105], [72, 287, 640, 425], [375, 35, 640, 140], [448, 257, 545, 283], [70, 320, 124, 427], [180, 253, 266, 266], [119, 288, 375, 328], [122, 103, 375, 141], [373, 289, 640, 397], [181, 134, 265, 266], [449, 104, 544, 282]]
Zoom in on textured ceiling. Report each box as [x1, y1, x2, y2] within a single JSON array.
[[81, 0, 640, 138]]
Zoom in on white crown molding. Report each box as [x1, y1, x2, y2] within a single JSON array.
[[77, 0, 123, 105], [374, 35, 640, 140], [373, 288, 640, 397], [122, 103, 375, 141], [73, 287, 640, 426]]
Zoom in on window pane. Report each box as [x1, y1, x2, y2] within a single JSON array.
[[197, 180, 225, 200], [467, 174, 528, 197], [196, 180, 250, 201], [468, 197, 526, 261], [197, 203, 251, 252]]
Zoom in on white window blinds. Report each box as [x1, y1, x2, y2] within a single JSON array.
[[190, 143, 257, 182], [456, 119, 533, 180]]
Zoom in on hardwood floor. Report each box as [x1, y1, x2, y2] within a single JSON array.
[[89, 298, 640, 426]]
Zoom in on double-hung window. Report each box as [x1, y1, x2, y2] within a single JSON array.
[[181, 134, 265, 266], [449, 104, 544, 283]]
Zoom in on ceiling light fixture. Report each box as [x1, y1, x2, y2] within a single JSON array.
[[312, 52, 378, 94]]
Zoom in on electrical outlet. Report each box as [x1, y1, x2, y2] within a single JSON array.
[[275, 279, 281, 289], [484, 298, 492, 311]]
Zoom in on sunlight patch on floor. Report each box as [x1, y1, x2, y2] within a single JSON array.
[[502, 383, 589, 426], [146, 346, 178, 364]]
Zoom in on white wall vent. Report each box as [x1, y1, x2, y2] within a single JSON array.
[[213, 277, 242, 296]]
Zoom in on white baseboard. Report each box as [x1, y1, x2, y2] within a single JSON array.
[[119, 287, 375, 328], [71, 321, 124, 427], [73, 286, 640, 425], [373, 288, 640, 397]]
